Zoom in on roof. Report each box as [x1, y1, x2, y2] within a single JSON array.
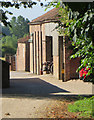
[[18, 35, 30, 43], [29, 8, 60, 25]]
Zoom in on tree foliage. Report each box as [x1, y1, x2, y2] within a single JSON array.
[[2, 35, 17, 57], [0, 1, 43, 26], [2, 25, 11, 36], [46, 1, 94, 82], [9, 15, 30, 39], [1, 15, 30, 56], [56, 2, 94, 83]]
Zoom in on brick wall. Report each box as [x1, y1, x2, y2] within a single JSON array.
[[70, 57, 81, 79], [17, 43, 26, 71], [64, 40, 71, 81], [30, 24, 45, 75], [11, 55, 16, 71], [64, 38, 80, 81], [5, 54, 16, 71], [29, 23, 80, 81], [53, 56, 59, 79], [16, 42, 30, 71]]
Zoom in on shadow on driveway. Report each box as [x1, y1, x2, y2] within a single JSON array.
[[2, 78, 70, 99]]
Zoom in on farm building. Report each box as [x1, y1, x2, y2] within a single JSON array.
[[16, 35, 30, 72], [28, 8, 80, 81]]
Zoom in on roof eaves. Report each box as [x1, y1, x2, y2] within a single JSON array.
[[18, 36, 30, 43], [29, 19, 59, 25]]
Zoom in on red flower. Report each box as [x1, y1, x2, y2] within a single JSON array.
[[79, 66, 91, 79], [79, 68, 84, 78]]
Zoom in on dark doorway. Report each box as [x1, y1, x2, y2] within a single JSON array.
[[34, 32, 37, 74], [58, 36, 64, 81], [46, 36, 53, 62], [25, 42, 30, 72]]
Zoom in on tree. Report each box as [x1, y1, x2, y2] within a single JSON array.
[[0, 1, 42, 27], [2, 25, 11, 36], [2, 35, 17, 57], [1, 14, 30, 57], [53, 2, 94, 83], [2, 45, 16, 57], [9, 16, 30, 39]]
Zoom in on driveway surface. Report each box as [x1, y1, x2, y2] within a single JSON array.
[[1, 71, 94, 118]]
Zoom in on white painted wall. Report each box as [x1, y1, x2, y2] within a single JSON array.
[[45, 22, 59, 56]]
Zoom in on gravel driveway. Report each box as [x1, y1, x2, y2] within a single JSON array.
[[1, 71, 94, 118]]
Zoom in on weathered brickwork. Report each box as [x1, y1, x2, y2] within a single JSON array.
[[16, 36, 30, 72], [64, 40, 80, 81], [29, 8, 81, 81], [53, 56, 59, 79], [17, 43, 26, 71], [29, 24, 45, 75], [5, 54, 16, 71], [70, 57, 80, 79]]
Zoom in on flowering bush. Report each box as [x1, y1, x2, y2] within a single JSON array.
[[79, 66, 91, 80]]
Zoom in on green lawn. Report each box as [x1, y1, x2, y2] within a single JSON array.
[[68, 96, 94, 118]]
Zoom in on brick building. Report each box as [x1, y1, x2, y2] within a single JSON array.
[[16, 35, 30, 72], [28, 8, 80, 81]]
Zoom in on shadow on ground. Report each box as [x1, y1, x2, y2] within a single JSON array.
[[2, 78, 69, 98], [2, 78, 92, 100]]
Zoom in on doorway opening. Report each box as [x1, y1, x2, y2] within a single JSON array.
[[58, 36, 64, 81], [46, 36, 53, 62], [45, 36, 53, 74]]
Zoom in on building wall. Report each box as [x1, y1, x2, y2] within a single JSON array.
[[29, 24, 45, 74], [30, 22, 62, 79], [64, 40, 80, 81], [45, 22, 59, 79], [45, 22, 80, 81], [29, 22, 80, 81], [17, 43, 26, 71], [64, 41, 71, 81], [30, 42, 33, 73], [5, 54, 16, 71], [70, 57, 80, 79], [25, 42, 30, 72]]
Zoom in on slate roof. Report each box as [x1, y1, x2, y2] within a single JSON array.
[[18, 35, 30, 43], [29, 8, 59, 25]]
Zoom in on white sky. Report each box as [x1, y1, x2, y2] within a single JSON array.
[[2, 0, 54, 22]]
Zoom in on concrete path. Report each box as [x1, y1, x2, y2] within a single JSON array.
[[1, 71, 94, 118]]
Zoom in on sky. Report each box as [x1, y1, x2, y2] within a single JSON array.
[[2, 0, 54, 22]]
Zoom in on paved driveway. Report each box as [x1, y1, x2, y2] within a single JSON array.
[[1, 71, 94, 118], [7, 71, 94, 95], [3, 72, 69, 97]]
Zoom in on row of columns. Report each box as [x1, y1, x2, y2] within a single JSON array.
[[30, 26, 43, 75]]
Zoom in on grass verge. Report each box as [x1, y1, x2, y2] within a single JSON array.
[[68, 96, 94, 118]]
